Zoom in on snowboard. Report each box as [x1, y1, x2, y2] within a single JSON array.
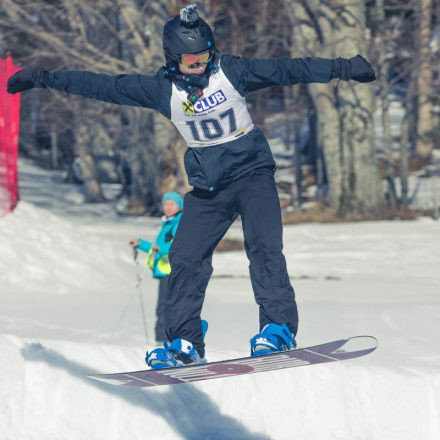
[[88, 336, 378, 388]]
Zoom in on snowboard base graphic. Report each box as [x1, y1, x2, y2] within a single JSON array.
[[88, 336, 378, 388]]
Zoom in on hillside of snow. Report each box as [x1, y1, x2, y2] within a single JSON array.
[[0, 160, 439, 439]]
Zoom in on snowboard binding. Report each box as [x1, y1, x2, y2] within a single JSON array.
[[250, 323, 296, 357], [146, 320, 208, 369]]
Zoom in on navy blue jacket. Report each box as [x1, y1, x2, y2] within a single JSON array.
[[46, 55, 337, 191]]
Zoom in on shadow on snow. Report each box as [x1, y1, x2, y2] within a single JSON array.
[[21, 342, 269, 440]]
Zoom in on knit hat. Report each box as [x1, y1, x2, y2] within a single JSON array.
[[161, 191, 183, 210]]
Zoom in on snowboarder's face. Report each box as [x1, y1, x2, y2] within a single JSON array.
[[162, 199, 180, 217], [178, 50, 211, 75]]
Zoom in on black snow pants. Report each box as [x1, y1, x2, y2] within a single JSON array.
[[165, 167, 298, 357], [155, 277, 168, 342]]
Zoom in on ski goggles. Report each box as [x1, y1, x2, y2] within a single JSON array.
[[179, 50, 212, 69]]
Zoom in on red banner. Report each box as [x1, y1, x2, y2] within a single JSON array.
[[0, 53, 21, 217]]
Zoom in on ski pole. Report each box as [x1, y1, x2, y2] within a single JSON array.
[[133, 246, 149, 344]]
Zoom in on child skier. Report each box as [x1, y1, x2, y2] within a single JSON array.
[[7, 4, 376, 369], [129, 192, 183, 343]]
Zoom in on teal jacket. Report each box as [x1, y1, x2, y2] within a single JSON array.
[[138, 212, 182, 279]]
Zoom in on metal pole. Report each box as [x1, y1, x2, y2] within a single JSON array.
[[133, 248, 149, 344]]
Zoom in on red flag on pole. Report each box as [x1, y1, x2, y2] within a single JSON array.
[[0, 52, 21, 217]]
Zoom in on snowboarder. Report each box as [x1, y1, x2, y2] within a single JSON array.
[[7, 4, 376, 369], [129, 191, 183, 343]]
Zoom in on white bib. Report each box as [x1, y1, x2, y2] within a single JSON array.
[[170, 63, 254, 148]]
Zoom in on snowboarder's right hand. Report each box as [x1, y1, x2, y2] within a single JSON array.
[[7, 67, 50, 94], [129, 239, 140, 248]]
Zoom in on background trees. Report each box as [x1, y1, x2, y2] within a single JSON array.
[[1, 0, 439, 218]]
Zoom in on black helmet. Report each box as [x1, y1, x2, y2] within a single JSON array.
[[163, 4, 215, 68]]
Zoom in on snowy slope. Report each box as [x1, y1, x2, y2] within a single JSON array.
[[0, 160, 439, 440]]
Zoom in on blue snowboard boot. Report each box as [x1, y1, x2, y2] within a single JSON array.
[[250, 323, 297, 357], [146, 320, 208, 369]]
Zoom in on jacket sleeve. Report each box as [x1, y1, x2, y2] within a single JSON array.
[[46, 70, 162, 109], [221, 55, 334, 94], [138, 239, 152, 253]]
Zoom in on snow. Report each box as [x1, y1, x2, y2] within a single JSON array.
[[1, 160, 439, 439]]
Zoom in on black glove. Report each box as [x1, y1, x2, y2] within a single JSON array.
[[348, 55, 376, 83], [332, 55, 376, 83], [7, 67, 50, 94]]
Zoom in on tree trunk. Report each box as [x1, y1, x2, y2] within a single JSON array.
[[400, 73, 418, 208], [50, 128, 58, 169], [116, 1, 167, 215], [376, 0, 397, 209], [75, 123, 105, 203], [415, 0, 433, 159], [289, 0, 385, 216]]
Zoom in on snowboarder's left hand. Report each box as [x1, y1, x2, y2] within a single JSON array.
[[347, 55, 376, 83]]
